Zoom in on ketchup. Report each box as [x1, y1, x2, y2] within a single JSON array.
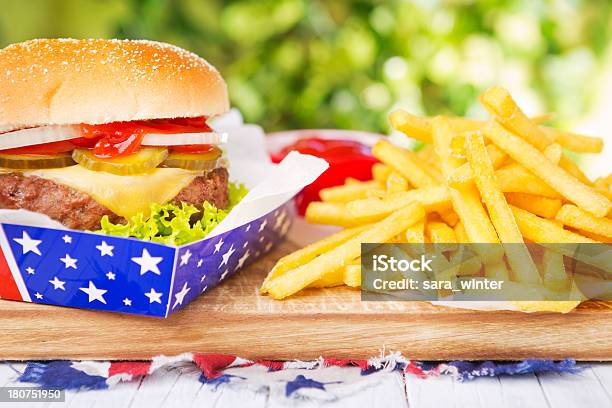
[[80, 116, 212, 158], [271, 137, 378, 215]]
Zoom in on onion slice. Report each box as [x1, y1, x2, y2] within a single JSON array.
[[141, 132, 228, 146], [0, 125, 81, 150], [0, 125, 228, 150]]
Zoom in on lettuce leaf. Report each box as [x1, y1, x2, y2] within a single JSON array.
[[97, 182, 248, 246]]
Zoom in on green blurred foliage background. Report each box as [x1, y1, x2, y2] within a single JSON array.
[[1, 0, 611, 133]]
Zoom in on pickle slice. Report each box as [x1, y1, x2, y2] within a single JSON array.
[[162, 147, 223, 171], [0, 153, 75, 169], [72, 148, 168, 175]]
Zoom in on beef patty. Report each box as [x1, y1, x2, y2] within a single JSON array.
[[0, 167, 229, 230]]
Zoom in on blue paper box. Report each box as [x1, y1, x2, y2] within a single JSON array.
[[0, 201, 293, 317]]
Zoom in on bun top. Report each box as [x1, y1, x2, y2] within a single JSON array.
[[0, 39, 229, 131]]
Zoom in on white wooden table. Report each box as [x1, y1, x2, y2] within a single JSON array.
[[1, 362, 610, 407]]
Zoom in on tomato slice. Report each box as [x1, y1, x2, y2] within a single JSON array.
[[143, 116, 212, 133], [0, 140, 77, 155]]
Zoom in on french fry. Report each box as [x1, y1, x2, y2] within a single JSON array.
[[511, 205, 598, 243], [432, 118, 502, 264], [343, 264, 361, 287], [505, 192, 562, 219], [465, 131, 541, 284], [449, 250, 483, 276], [266, 203, 425, 299], [446, 144, 507, 186], [438, 210, 459, 227], [542, 249, 569, 292], [372, 140, 438, 187], [484, 260, 510, 281], [305, 202, 358, 227], [426, 221, 457, 252], [495, 164, 562, 198], [480, 86, 554, 151], [543, 143, 562, 164], [390, 109, 553, 144], [541, 127, 603, 153], [405, 218, 426, 246], [372, 163, 392, 182], [320, 180, 384, 203], [594, 177, 609, 191], [386, 171, 409, 193], [486, 121, 611, 217], [389, 110, 433, 143], [432, 119, 501, 243], [309, 268, 344, 288], [453, 221, 468, 243], [558, 154, 592, 186], [573, 229, 612, 243], [261, 224, 371, 292], [555, 204, 612, 239], [447, 114, 553, 131], [417, 145, 443, 181], [345, 186, 451, 222]]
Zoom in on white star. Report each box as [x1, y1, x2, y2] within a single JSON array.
[[34, 292, 43, 300], [180, 249, 192, 266], [214, 238, 224, 254], [144, 288, 163, 304], [243, 242, 248, 248], [274, 211, 287, 230], [25, 267, 35, 275], [245, 224, 251, 232], [237, 250, 250, 269], [13, 231, 42, 256], [96, 241, 114, 257], [281, 219, 291, 235], [220, 269, 229, 280], [79, 281, 107, 304], [106, 271, 116, 280], [123, 298, 132, 306], [200, 274, 207, 282], [132, 249, 163, 276], [62, 235, 72, 244], [197, 259, 203, 268], [258, 219, 268, 232], [49, 276, 66, 290], [172, 282, 191, 309], [201, 285, 208, 293], [219, 244, 235, 269], [60, 254, 78, 269], [259, 236, 265, 243]]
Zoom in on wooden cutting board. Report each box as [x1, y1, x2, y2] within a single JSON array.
[[1, 239, 610, 361]]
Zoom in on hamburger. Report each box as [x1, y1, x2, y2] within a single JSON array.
[[0, 39, 236, 239]]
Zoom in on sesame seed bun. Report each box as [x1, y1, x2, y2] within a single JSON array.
[[0, 39, 229, 131]]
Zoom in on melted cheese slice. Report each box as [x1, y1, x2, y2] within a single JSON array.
[[26, 165, 198, 218]]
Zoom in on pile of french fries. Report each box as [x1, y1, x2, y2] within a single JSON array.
[[261, 86, 611, 304]]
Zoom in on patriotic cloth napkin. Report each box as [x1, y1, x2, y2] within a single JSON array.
[[13, 353, 581, 402]]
